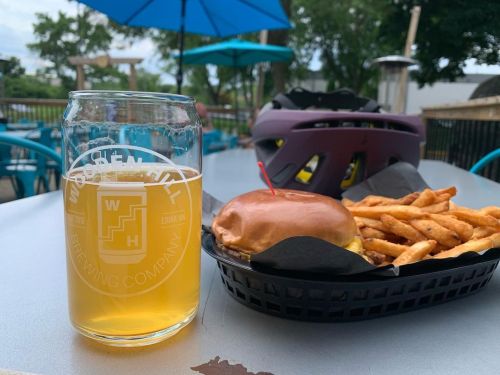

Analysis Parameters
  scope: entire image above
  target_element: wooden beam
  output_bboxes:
[129,64,137,91]
[394,6,421,113]
[76,64,85,90]
[422,96,500,120]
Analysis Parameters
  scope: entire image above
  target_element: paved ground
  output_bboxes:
[0,177,58,204]
[0,178,17,203]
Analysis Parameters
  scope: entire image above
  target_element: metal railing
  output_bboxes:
[206,106,251,135]
[0,98,67,127]
[0,98,251,135]
[422,96,500,182]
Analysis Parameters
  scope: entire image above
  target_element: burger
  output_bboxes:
[211,188,364,260]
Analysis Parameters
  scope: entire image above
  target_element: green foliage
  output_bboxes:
[2,57,26,78]
[28,9,119,91]
[5,75,65,98]
[292,0,393,96]
[382,0,500,86]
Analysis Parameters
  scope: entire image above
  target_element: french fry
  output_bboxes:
[390,192,420,206]
[491,233,500,248]
[411,189,437,207]
[354,217,387,232]
[471,226,497,240]
[434,193,452,203]
[353,195,395,207]
[428,213,473,242]
[362,238,409,257]
[447,209,498,227]
[341,198,355,207]
[432,243,449,255]
[420,200,449,214]
[380,214,426,243]
[410,219,461,248]
[360,227,386,240]
[365,250,389,265]
[434,186,457,198]
[348,205,425,220]
[433,238,493,259]
[393,240,437,266]
[480,206,500,219]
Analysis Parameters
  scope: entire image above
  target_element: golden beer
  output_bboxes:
[63,165,202,345]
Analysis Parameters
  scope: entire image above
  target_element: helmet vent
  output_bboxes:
[296,120,416,134]
[295,155,321,184]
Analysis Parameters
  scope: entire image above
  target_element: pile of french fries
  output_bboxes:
[342,187,500,267]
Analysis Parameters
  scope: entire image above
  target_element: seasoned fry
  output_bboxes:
[365,250,389,265]
[353,195,395,207]
[447,209,498,227]
[434,186,457,198]
[380,214,426,243]
[433,238,493,259]
[491,233,500,247]
[393,240,437,266]
[410,219,461,248]
[428,214,473,242]
[420,200,449,214]
[391,192,420,206]
[472,226,497,240]
[354,217,387,232]
[341,198,355,207]
[348,185,498,266]
[362,238,409,257]
[432,243,449,255]
[360,227,386,240]
[348,205,425,220]
[434,193,452,203]
[480,206,500,219]
[411,189,437,207]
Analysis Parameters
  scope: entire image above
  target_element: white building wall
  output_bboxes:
[405,81,478,114]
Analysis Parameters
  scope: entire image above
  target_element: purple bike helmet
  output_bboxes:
[252,109,425,198]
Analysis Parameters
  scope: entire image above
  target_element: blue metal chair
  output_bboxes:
[470,148,500,174]
[0,133,62,198]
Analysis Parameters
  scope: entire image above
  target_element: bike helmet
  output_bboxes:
[252,109,425,198]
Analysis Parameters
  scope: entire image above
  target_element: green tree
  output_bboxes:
[28,8,121,91]
[382,0,500,86]
[3,57,26,78]
[292,0,393,96]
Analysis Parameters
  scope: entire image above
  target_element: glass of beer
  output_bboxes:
[62,91,202,346]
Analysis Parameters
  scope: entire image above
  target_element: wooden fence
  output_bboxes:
[422,96,500,182]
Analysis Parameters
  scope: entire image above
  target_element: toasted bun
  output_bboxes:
[212,189,357,255]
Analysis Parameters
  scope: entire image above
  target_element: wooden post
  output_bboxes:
[129,63,137,91]
[254,30,269,122]
[394,6,421,113]
[76,64,85,90]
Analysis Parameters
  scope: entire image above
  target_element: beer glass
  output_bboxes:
[62,91,202,346]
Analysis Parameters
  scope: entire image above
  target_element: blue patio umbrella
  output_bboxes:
[177,38,293,110]
[180,38,294,66]
[76,0,291,94]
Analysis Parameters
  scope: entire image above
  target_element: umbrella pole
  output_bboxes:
[176,0,187,94]
[233,56,239,132]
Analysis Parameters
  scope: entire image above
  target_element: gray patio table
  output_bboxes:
[1,149,499,375]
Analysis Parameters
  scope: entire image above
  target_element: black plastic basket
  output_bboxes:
[203,240,499,322]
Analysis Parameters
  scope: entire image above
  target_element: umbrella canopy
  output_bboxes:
[76,0,291,93]
[178,39,294,66]
[177,38,293,114]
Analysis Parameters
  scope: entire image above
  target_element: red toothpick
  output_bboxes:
[257,161,276,196]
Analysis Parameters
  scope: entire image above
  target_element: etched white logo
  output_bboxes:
[64,144,198,297]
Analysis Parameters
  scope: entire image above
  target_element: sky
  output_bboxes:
[0,0,499,85]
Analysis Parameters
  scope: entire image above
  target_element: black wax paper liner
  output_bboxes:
[202,162,500,279]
